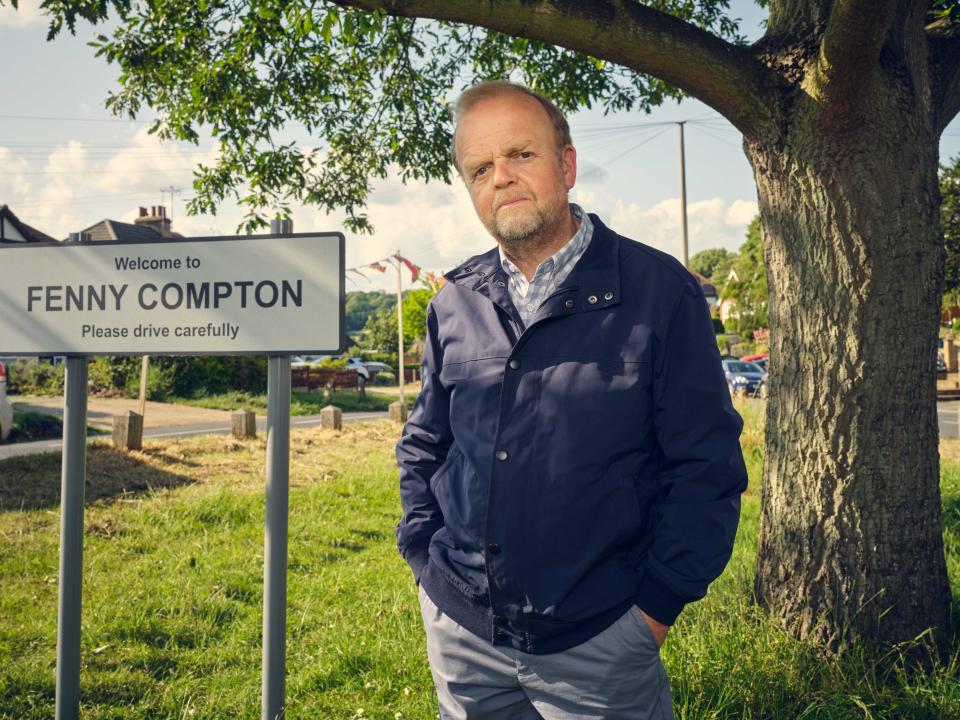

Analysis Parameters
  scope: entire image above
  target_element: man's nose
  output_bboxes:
[491,159,517,187]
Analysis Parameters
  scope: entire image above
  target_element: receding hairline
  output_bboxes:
[451,81,572,175]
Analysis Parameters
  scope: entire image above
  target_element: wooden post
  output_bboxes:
[232,408,257,439]
[112,411,143,451]
[138,356,149,417]
[946,338,957,373]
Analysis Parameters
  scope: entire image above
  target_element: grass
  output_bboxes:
[172,389,418,415]
[0,398,957,718]
[6,410,107,444]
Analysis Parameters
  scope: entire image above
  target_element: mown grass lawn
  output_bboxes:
[0,399,959,719]
[172,389,417,415]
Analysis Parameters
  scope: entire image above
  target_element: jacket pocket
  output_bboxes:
[429,443,461,495]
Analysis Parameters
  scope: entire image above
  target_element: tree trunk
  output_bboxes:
[747,89,952,658]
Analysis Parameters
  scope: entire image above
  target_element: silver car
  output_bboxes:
[0,361,12,442]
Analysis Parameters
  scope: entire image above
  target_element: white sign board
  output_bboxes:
[0,233,344,355]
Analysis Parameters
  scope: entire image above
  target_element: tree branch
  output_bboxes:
[808,0,899,108]
[329,0,784,138]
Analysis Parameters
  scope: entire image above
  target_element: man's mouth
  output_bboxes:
[496,197,528,210]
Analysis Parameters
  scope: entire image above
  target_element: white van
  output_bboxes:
[0,361,12,442]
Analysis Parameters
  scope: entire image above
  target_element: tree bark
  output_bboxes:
[746,71,952,656]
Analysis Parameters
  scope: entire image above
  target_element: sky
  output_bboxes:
[3,1,960,293]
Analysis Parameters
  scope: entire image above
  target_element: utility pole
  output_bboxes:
[161,185,182,219]
[395,249,405,404]
[677,121,689,269]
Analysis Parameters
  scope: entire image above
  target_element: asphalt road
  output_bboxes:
[0,410,388,461]
[940,402,960,439]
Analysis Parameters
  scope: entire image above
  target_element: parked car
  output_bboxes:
[0,360,13,442]
[292,354,371,379]
[721,359,767,398]
[740,353,768,372]
[363,361,393,374]
[938,351,948,374]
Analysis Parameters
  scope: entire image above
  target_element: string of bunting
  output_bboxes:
[345,253,444,290]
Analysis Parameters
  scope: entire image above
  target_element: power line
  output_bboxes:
[0,113,152,124]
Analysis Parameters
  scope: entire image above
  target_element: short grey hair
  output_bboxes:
[450,81,572,175]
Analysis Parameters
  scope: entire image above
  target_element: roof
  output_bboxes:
[0,205,57,243]
[79,219,165,243]
[688,268,717,298]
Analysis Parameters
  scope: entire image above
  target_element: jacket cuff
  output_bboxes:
[405,547,430,585]
[636,574,686,626]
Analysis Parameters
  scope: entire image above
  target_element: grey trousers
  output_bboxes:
[418,585,674,720]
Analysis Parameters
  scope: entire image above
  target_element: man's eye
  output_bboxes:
[474,167,488,178]
[519,151,533,159]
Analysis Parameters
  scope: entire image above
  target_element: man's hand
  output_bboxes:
[638,608,670,648]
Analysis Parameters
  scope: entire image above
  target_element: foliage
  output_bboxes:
[941,156,960,300]
[7,359,64,396]
[361,305,399,354]
[88,356,141,396]
[721,216,768,339]
[346,291,395,334]
[402,288,433,346]
[142,357,269,400]
[361,283,437,353]
[2,412,960,717]
[15,0,745,232]
[690,248,731,281]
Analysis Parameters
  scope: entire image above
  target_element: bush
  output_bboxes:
[146,357,269,399]
[7,359,64,396]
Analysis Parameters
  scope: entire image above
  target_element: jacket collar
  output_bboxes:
[444,213,622,324]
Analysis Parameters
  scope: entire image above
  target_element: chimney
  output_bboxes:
[134,205,173,237]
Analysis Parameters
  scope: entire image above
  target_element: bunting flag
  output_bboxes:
[395,254,421,283]
[345,253,429,284]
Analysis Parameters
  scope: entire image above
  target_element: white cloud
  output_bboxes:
[592,196,758,260]
[0,0,48,27]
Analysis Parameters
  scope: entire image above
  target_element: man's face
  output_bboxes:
[455,93,576,246]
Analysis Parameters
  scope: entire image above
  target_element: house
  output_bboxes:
[72,206,180,242]
[718,267,739,324]
[0,205,57,244]
[688,269,718,308]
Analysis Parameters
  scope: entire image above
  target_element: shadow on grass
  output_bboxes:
[0,444,196,511]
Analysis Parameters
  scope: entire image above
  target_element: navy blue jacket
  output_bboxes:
[396,215,748,654]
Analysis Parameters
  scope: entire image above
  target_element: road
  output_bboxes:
[0,410,388,461]
[940,401,960,439]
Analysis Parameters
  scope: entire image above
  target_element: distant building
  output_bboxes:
[688,269,718,308]
[0,205,57,244]
[718,267,739,324]
[73,206,181,243]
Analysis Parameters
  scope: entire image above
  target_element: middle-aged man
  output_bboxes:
[396,80,748,720]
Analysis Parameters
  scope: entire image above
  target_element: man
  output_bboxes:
[396,81,748,720]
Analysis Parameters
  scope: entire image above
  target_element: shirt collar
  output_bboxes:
[497,204,592,281]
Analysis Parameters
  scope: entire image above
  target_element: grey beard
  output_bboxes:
[494,210,546,244]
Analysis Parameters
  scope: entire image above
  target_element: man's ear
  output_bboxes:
[562,144,577,190]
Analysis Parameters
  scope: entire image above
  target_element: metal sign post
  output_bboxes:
[54,357,88,720]
[263,355,291,720]
[263,218,292,720]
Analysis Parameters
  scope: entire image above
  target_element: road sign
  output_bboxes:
[0,233,344,355]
